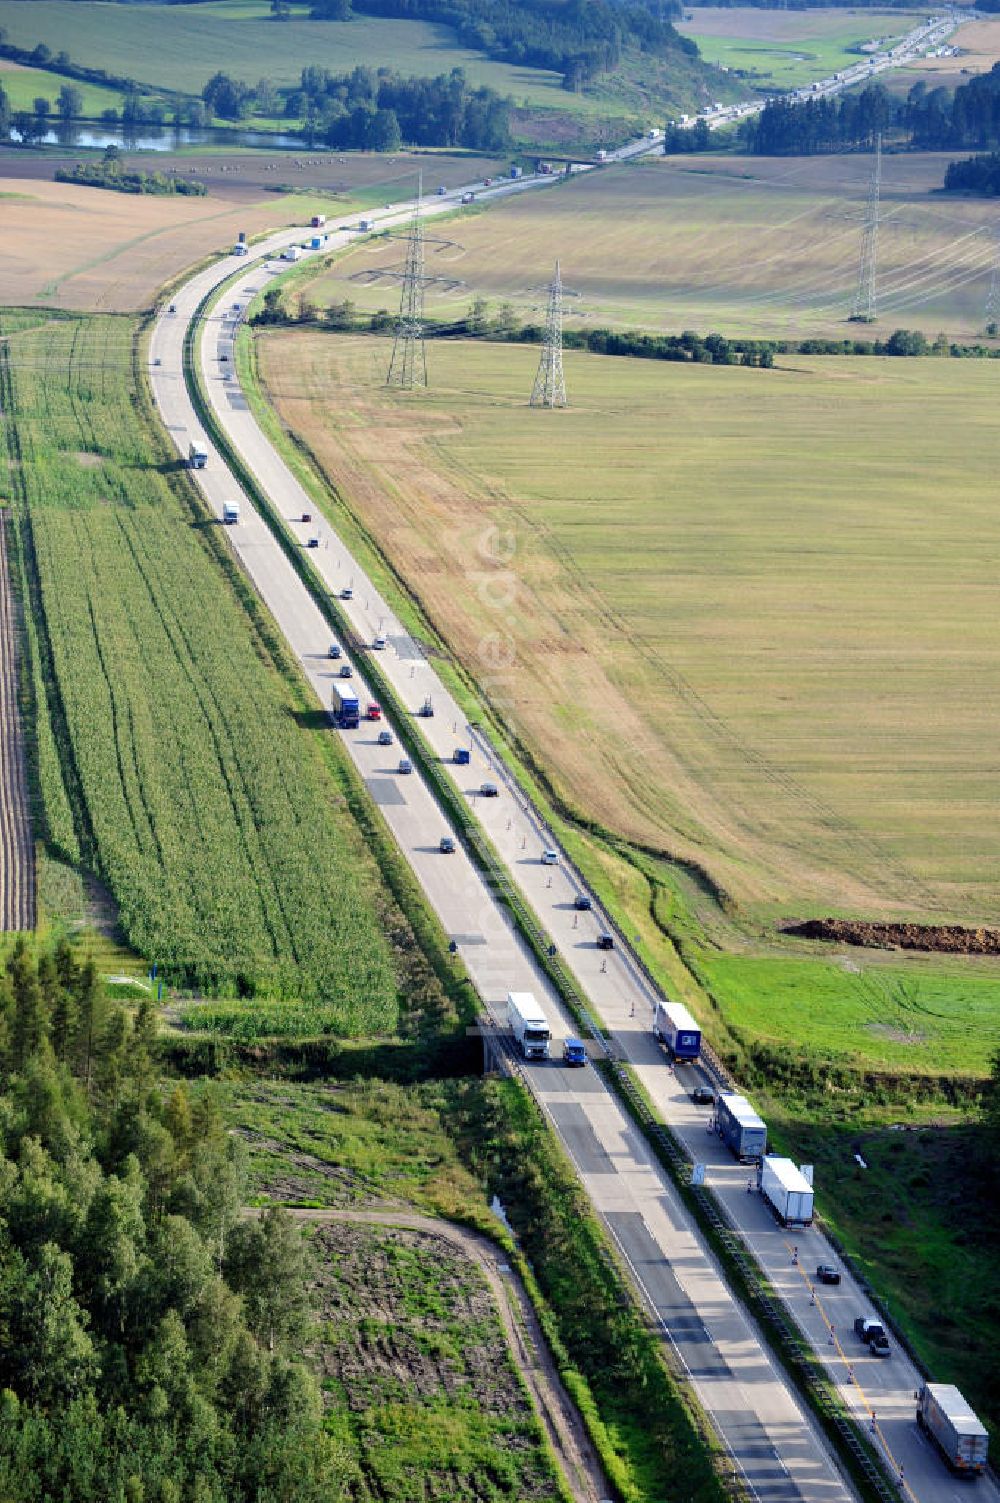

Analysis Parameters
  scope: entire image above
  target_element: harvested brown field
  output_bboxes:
[0,148,502,311]
[300,152,1000,343]
[0,512,34,931]
[257,332,1000,924]
[0,175,282,311]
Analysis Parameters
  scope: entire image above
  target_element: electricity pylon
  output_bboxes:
[985,225,1000,327]
[530,260,567,408]
[387,177,427,389]
[850,133,882,323]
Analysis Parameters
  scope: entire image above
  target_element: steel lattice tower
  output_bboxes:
[530,261,567,408]
[985,225,1000,326]
[851,133,882,323]
[387,177,427,389]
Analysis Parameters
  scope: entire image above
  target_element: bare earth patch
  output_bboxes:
[868,1024,928,1046]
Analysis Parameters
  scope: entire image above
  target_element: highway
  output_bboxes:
[660,11,975,140]
[149,197,859,1503]
[147,107,994,1502]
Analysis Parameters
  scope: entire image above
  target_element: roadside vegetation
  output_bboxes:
[225,1073,728,1503]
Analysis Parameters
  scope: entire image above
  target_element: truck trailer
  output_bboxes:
[311,213,327,228]
[758,1155,813,1227]
[653,1000,701,1062]
[506,991,550,1060]
[917,1385,989,1475]
[188,440,208,470]
[330,681,360,729]
[715,1093,767,1161]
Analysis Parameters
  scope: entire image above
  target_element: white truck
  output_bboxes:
[280,245,301,262]
[758,1156,813,1226]
[188,439,208,470]
[506,991,551,1060]
[917,1384,989,1475]
[222,501,240,525]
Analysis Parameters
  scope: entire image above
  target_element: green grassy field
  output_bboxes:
[258,330,1000,933]
[0,311,401,1018]
[697,952,1000,1077]
[0,0,577,113]
[299,152,1000,342]
[676,6,928,91]
[0,62,130,115]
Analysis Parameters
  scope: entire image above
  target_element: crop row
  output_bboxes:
[3,312,398,1021]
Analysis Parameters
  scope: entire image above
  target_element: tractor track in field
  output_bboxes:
[246,1204,611,1503]
[0,510,35,932]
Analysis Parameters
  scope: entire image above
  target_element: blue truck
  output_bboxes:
[715,1093,767,1162]
[653,1000,701,1062]
[330,681,360,729]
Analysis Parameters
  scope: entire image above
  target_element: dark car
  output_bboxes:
[480,781,499,797]
[573,894,592,911]
[377,729,393,746]
[691,1085,714,1106]
[439,836,456,854]
[338,664,353,679]
[596,933,614,951]
[815,1264,841,1286]
[562,1038,588,1067]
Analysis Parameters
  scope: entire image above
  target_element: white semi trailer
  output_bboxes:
[917,1384,989,1475]
[758,1156,814,1227]
[506,991,551,1060]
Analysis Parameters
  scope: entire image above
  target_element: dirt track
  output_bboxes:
[249,1205,610,1503]
[0,512,35,931]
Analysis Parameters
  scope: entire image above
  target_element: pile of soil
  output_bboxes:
[784,918,1000,955]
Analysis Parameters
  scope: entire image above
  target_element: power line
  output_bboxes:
[850,132,881,323]
[529,260,567,409]
[386,175,427,390]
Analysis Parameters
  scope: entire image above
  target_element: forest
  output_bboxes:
[0,939,332,1501]
[741,69,1000,157]
[311,0,693,87]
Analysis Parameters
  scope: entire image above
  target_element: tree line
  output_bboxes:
[0,939,334,1500]
[944,151,1000,195]
[257,286,1000,361]
[55,147,207,196]
[310,0,691,89]
[741,67,1000,157]
[202,64,510,149]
